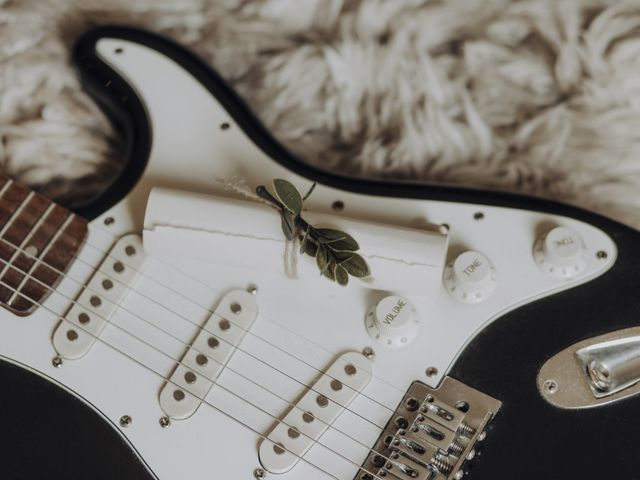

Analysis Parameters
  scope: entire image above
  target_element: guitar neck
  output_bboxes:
[0,174,88,316]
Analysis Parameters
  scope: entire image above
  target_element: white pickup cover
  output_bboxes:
[259,351,373,474]
[52,234,145,359]
[159,289,258,419]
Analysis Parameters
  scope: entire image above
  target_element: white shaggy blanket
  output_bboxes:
[1,0,640,228]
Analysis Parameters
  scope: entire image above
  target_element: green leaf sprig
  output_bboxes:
[256,179,371,286]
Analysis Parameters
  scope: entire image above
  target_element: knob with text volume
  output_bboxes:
[443,251,497,304]
[365,296,420,348]
[533,226,587,279]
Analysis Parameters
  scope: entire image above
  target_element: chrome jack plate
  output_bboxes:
[354,377,501,480]
[539,326,640,409]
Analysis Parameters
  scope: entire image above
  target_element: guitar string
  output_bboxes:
[91,220,409,399]
[0,239,423,476]
[0,180,409,402]
[0,236,402,452]
[0,185,424,468]
[0,232,396,428]
[0,203,422,470]
[0,196,409,409]
[0,275,397,480]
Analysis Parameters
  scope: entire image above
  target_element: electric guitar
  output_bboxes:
[2,27,640,480]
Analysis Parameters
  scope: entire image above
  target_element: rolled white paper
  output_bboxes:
[143,188,448,294]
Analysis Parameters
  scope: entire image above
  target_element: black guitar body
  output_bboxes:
[2,26,639,480]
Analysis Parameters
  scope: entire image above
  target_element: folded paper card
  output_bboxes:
[143,188,448,294]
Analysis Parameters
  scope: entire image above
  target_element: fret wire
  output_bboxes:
[0,200,54,290]
[0,190,34,241]
[6,210,73,306]
[0,179,13,199]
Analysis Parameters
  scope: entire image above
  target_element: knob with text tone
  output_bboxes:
[365,296,420,348]
[533,226,587,279]
[444,251,497,304]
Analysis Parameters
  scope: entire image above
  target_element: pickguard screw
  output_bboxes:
[473,212,484,220]
[362,347,375,360]
[119,415,132,428]
[52,356,63,368]
[254,468,266,479]
[425,367,438,378]
[247,284,258,295]
[159,416,171,428]
[597,250,608,259]
[103,216,115,226]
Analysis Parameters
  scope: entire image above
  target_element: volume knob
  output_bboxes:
[365,296,419,349]
[533,226,587,279]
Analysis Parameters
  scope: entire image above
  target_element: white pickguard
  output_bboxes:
[0,37,617,480]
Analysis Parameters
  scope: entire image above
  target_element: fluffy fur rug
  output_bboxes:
[1,0,640,227]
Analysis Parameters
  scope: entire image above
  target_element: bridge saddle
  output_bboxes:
[355,377,501,480]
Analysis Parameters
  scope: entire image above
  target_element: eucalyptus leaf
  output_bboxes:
[314,228,346,242]
[340,252,370,277]
[335,265,349,286]
[316,244,330,274]
[326,236,359,251]
[323,261,336,281]
[333,250,354,262]
[303,238,318,257]
[299,227,310,254]
[261,177,371,284]
[280,210,295,240]
[273,179,303,215]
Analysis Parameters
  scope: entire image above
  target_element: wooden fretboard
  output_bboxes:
[0,174,88,316]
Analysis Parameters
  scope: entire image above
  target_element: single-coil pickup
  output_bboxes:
[259,351,372,474]
[159,289,258,420]
[52,234,144,360]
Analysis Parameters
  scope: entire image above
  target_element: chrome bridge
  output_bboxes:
[355,377,501,480]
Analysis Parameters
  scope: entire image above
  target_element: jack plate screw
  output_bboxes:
[119,415,132,428]
[159,416,171,428]
[254,468,266,479]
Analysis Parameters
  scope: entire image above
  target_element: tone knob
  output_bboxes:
[533,226,587,279]
[444,251,497,304]
[365,296,419,348]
